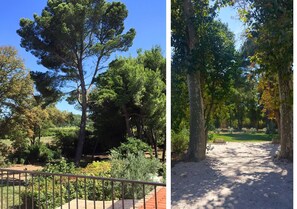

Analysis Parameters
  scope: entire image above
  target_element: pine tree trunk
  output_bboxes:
[75,64,88,165]
[122,105,132,137]
[186,71,206,161]
[75,101,87,166]
[278,68,293,160]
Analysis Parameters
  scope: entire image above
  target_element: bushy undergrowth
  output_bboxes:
[171,128,189,155]
[20,138,162,208]
[8,141,60,164]
[52,129,95,158]
[111,137,153,158]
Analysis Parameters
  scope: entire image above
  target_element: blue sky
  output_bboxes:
[217,6,245,50]
[0,0,166,114]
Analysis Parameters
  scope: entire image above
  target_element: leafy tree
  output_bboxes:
[17,0,136,164]
[172,0,235,161]
[258,73,280,132]
[0,46,34,138]
[240,0,293,159]
[90,48,165,159]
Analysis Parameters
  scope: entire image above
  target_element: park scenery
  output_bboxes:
[0,0,166,208]
[171,0,293,208]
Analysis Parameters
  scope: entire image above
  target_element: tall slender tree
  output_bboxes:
[17,0,136,164]
[240,0,293,159]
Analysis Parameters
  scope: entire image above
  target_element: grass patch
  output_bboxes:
[212,133,272,142]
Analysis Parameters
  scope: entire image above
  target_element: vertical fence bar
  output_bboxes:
[132,183,135,209]
[31,174,34,209]
[52,175,55,209]
[93,179,96,209]
[111,181,114,209]
[38,174,40,208]
[60,176,63,209]
[6,172,8,209]
[12,172,15,208]
[102,180,105,209]
[45,175,48,209]
[18,172,21,209]
[143,184,146,209]
[1,170,3,209]
[84,177,87,209]
[76,177,78,209]
[6,171,9,207]
[68,176,70,209]
[155,186,157,209]
[25,172,28,209]
[121,182,124,209]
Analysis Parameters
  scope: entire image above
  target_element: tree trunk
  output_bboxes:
[75,101,87,165]
[150,129,158,158]
[122,105,132,137]
[75,62,88,165]
[162,139,166,162]
[186,71,206,161]
[183,0,207,161]
[278,68,293,160]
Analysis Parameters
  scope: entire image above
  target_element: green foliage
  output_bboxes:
[80,161,111,177]
[0,46,34,140]
[171,128,189,155]
[90,48,165,153]
[111,137,152,158]
[52,130,78,159]
[52,129,96,158]
[208,133,214,141]
[110,151,162,198]
[25,143,58,163]
[0,141,10,157]
[9,141,60,164]
[17,0,136,164]
[42,158,76,174]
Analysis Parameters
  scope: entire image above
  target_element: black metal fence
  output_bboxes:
[0,168,166,209]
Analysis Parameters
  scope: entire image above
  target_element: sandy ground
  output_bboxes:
[171,142,293,209]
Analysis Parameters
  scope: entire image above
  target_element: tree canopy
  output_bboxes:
[17,0,136,164]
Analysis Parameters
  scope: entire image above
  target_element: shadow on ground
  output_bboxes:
[171,143,293,209]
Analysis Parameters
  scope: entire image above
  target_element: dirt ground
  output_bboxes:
[171,142,293,209]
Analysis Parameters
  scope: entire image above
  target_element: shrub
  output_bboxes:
[110,151,162,198]
[208,133,214,141]
[111,137,152,158]
[25,143,57,164]
[52,129,95,159]
[171,128,189,155]
[80,161,111,177]
[42,158,76,174]
[0,142,9,166]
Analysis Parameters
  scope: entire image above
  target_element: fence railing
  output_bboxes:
[0,168,166,209]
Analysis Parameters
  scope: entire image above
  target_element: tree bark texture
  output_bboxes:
[183,0,207,161]
[186,71,206,161]
[75,61,88,165]
[75,99,87,165]
[278,68,293,160]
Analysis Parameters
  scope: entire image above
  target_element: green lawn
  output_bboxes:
[212,133,272,142]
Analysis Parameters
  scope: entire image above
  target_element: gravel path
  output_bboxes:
[171,142,293,209]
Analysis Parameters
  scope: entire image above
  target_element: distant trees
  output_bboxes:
[0,46,34,139]
[17,0,136,165]
[90,47,166,159]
